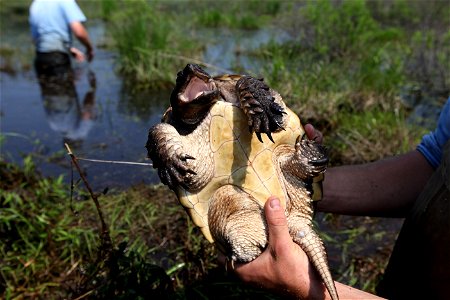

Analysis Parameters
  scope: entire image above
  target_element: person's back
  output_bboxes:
[29,0,87,54]
[30,0,96,145]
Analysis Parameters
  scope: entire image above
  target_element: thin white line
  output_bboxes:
[76,157,153,166]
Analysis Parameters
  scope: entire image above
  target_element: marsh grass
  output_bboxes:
[0,0,34,74]
[0,158,96,298]
[254,1,409,101]
[104,0,285,89]
[189,0,283,30]
[194,0,281,29]
[1,158,282,299]
[326,109,428,165]
[106,1,201,90]
[0,156,402,298]
[0,157,178,298]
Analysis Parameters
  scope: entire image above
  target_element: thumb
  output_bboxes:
[265,196,292,245]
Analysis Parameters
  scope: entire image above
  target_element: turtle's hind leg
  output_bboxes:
[208,185,267,263]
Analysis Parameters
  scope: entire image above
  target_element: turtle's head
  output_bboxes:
[170,64,220,125]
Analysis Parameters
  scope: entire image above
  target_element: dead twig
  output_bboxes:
[64,143,111,247]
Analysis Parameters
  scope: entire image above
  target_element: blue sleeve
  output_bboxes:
[61,0,87,23]
[417,98,450,169]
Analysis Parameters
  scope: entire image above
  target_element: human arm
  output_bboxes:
[70,21,94,62]
[318,150,433,217]
[234,196,385,299]
[305,123,434,217]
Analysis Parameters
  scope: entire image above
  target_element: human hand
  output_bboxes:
[86,48,94,62]
[70,47,85,62]
[232,196,328,299]
[304,124,323,144]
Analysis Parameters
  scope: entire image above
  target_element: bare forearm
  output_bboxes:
[70,22,93,51]
[317,150,434,217]
[334,282,385,299]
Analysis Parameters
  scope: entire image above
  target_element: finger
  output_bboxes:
[304,124,323,144]
[304,124,316,140]
[264,196,292,245]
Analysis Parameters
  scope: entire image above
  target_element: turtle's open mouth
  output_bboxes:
[180,76,216,103]
[171,64,220,125]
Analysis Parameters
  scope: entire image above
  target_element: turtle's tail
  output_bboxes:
[290,224,339,300]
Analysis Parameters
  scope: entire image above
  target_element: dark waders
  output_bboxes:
[377,141,450,300]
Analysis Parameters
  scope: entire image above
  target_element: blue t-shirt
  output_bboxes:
[417,98,450,169]
[29,0,86,53]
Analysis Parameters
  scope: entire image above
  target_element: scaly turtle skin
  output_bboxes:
[146,64,338,300]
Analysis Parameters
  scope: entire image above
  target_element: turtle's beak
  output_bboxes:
[178,76,216,104]
[172,65,219,125]
[177,88,219,125]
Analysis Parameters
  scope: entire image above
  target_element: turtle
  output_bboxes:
[146,64,338,300]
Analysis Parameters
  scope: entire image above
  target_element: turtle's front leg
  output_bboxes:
[284,134,328,180]
[146,123,196,190]
[236,76,285,143]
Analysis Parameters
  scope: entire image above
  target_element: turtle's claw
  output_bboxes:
[256,132,263,143]
[267,131,275,143]
[236,76,285,144]
[309,157,329,167]
[159,168,174,190]
[186,168,197,175]
[273,105,286,115]
[295,134,329,175]
[181,153,196,161]
[274,118,285,131]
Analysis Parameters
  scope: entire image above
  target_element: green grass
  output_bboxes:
[326,109,428,165]
[0,157,173,298]
[0,157,286,299]
[252,0,410,99]
[193,0,282,29]
[103,0,286,89]
[1,158,95,298]
[105,1,202,90]
[0,156,404,297]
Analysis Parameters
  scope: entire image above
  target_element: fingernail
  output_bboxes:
[270,197,280,209]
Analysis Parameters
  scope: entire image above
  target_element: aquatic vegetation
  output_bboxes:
[0,158,96,298]
[246,0,448,161]
[0,154,402,298]
[327,109,428,165]
[104,0,284,89]
[105,1,201,90]
[0,157,287,298]
[194,0,281,29]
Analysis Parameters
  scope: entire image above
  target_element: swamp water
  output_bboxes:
[1,20,288,189]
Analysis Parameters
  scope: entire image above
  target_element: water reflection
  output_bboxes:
[118,83,171,123]
[35,53,97,148]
